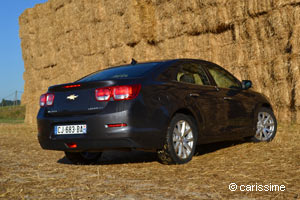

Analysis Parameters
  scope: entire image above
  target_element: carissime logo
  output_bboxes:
[229,183,286,192]
[67,94,78,100]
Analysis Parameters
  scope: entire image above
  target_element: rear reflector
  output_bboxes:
[66,143,77,148]
[40,93,55,107]
[95,84,141,102]
[106,123,127,128]
[63,84,81,88]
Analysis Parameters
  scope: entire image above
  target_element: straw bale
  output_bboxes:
[19,0,300,124]
[291,24,300,53]
[226,0,246,20]
[274,0,300,7]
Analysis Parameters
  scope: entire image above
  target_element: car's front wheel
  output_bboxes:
[157,114,198,164]
[251,107,277,142]
[65,152,102,165]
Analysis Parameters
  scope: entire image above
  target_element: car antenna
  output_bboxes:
[131,58,137,65]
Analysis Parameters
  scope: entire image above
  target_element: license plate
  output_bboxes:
[54,124,87,135]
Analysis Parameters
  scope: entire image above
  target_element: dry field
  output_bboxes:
[0,123,299,200]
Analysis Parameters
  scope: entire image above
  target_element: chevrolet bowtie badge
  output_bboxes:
[67,94,78,100]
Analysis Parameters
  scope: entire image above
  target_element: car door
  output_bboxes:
[204,62,255,136]
[175,61,229,138]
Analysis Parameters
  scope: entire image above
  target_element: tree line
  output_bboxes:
[0,99,21,107]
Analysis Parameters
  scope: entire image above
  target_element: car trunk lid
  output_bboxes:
[46,81,111,116]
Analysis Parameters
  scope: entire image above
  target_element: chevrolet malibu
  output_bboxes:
[37,59,277,164]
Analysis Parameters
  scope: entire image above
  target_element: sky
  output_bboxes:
[0,0,48,101]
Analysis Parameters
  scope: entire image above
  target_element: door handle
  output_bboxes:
[190,93,200,97]
[224,97,232,100]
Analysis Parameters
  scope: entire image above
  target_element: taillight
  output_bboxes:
[40,93,55,107]
[95,88,111,101]
[113,85,140,100]
[46,93,55,106]
[40,94,46,107]
[95,84,141,102]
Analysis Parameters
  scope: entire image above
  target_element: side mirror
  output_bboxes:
[242,80,252,90]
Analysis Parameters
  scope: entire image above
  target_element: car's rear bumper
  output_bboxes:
[38,133,155,151]
[37,110,165,152]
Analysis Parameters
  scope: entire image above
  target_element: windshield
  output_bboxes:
[77,62,161,82]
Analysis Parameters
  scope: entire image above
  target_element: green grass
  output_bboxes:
[0,105,25,123]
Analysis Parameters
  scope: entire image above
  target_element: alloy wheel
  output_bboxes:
[255,112,275,141]
[172,120,194,159]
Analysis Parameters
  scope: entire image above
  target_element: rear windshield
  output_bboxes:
[77,62,160,82]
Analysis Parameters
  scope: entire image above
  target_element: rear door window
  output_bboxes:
[177,62,211,86]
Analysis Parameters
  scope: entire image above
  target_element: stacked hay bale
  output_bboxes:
[19,0,300,124]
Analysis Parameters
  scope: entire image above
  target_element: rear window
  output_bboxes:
[77,63,160,82]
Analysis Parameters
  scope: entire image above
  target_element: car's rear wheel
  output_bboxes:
[65,151,102,165]
[157,114,198,164]
[251,107,277,142]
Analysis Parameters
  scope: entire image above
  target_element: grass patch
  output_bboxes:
[0,119,24,123]
[0,105,25,123]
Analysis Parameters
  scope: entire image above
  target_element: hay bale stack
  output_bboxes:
[19,0,300,124]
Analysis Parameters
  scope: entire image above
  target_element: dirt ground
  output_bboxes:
[0,123,299,200]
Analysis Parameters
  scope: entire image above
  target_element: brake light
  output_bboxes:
[113,85,140,100]
[40,93,55,107]
[40,94,46,107]
[63,84,81,88]
[95,88,111,101]
[95,84,141,102]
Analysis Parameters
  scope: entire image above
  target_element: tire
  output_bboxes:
[65,151,102,165]
[250,107,277,142]
[157,114,198,164]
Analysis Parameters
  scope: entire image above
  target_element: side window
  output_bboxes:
[177,62,210,86]
[207,65,241,89]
